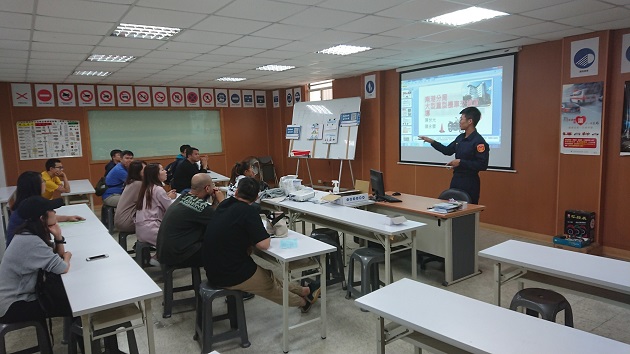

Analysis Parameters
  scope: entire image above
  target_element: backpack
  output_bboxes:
[165,159,181,185]
[94,176,107,196]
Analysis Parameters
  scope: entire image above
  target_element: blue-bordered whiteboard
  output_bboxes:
[288,97,361,160]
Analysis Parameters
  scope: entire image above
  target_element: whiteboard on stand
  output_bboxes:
[288,97,361,160]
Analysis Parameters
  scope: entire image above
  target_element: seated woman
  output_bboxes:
[226,160,257,198]
[134,163,176,264]
[114,160,146,233]
[5,171,84,248]
[0,196,72,335]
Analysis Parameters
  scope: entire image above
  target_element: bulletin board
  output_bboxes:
[288,97,361,160]
[17,119,82,160]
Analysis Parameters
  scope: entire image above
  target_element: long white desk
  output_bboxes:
[262,198,426,285]
[479,240,630,308]
[356,278,630,354]
[207,170,229,185]
[61,179,96,211]
[58,204,162,354]
[255,230,335,353]
[0,186,16,235]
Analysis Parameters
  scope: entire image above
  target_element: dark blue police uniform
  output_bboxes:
[430,130,489,204]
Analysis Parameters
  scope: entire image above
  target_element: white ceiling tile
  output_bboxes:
[158,41,219,54]
[0,57,27,64]
[335,16,412,34]
[531,28,593,40]
[28,58,81,66]
[280,7,364,28]
[181,60,225,68]
[0,12,32,30]
[192,16,271,35]
[0,40,30,51]
[0,0,34,14]
[194,53,243,62]
[481,0,574,14]
[380,22,446,39]
[383,39,439,51]
[376,0,467,21]
[556,7,630,27]
[254,24,323,40]
[30,51,87,60]
[521,0,615,21]
[216,0,307,22]
[505,22,572,37]
[122,62,172,70]
[92,46,151,57]
[31,42,94,54]
[606,0,630,4]
[585,18,630,31]
[37,0,129,22]
[317,0,407,14]
[135,0,232,14]
[132,57,184,65]
[254,50,304,59]
[32,31,101,45]
[121,6,208,28]
[299,30,369,45]
[464,15,544,32]
[349,35,405,48]
[228,36,291,49]
[218,62,255,70]
[0,28,31,41]
[35,16,114,36]
[419,28,489,43]
[144,51,198,60]
[275,40,322,52]
[173,30,242,45]
[209,46,265,56]
[99,36,167,50]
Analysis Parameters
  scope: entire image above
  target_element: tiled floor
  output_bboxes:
[4,225,630,353]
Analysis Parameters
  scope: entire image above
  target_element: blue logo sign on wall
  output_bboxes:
[287,93,293,104]
[217,92,227,103]
[256,95,265,104]
[273,96,279,103]
[244,95,253,103]
[366,81,375,94]
[626,46,630,62]
[295,92,301,102]
[231,93,240,104]
[573,48,596,69]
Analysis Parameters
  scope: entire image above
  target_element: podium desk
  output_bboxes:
[356,278,630,354]
[58,204,162,354]
[479,240,630,309]
[368,193,485,286]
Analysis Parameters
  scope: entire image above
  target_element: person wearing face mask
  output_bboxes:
[156,173,224,268]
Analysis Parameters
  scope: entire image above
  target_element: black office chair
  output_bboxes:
[420,188,472,270]
[257,156,278,187]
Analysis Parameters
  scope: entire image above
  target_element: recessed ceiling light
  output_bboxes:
[317,45,372,56]
[73,71,111,77]
[87,54,136,63]
[256,65,295,72]
[216,77,247,82]
[111,23,181,40]
[424,7,509,26]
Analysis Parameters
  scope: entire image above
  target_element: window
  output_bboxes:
[309,79,333,101]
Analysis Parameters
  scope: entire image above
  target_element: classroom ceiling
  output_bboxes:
[1,0,629,89]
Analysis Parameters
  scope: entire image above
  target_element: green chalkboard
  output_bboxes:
[88,110,222,160]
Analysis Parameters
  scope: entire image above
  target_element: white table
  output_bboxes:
[58,204,162,354]
[356,278,630,354]
[256,230,335,353]
[479,240,630,308]
[0,186,16,234]
[61,179,96,211]
[263,199,426,285]
[207,170,229,185]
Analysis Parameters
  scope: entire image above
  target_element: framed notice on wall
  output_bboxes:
[17,119,82,160]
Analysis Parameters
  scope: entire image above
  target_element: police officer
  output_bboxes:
[419,107,489,204]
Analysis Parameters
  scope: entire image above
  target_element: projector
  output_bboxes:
[289,188,315,202]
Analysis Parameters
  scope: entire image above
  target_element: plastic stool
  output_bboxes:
[309,228,346,289]
[509,288,574,327]
[118,231,135,254]
[346,248,392,301]
[0,321,52,354]
[134,241,154,268]
[68,319,139,354]
[161,264,201,318]
[193,283,250,353]
[100,205,115,234]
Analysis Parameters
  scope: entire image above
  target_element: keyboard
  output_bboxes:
[379,194,402,203]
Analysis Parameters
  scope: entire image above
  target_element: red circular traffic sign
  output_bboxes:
[80,90,93,102]
[137,91,149,103]
[172,92,183,103]
[59,89,73,102]
[202,92,213,103]
[37,89,52,102]
[118,90,131,102]
[154,92,166,103]
[100,90,113,102]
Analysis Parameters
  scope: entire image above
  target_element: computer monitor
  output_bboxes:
[370,169,386,197]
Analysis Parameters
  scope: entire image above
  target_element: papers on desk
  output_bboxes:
[280,238,298,249]
[430,202,462,213]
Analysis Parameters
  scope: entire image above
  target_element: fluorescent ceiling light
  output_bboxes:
[87,54,136,63]
[111,23,181,40]
[73,70,111,77]
[317,45,372,56]
[256,65,295,72]
[424,7,509,26]
[216,77,246,82]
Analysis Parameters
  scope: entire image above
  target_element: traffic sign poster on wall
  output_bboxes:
[56,84,76,107]
[153,87,168,107]
[185,88,200,107]
[200,88,214,107]
[16,119,82,160]
[11,83,33,107]
[117,86,134,107]
[135,86,152,107]
[77,85,95,107]
[35,84,55,107]
[97,85,115,107]
[170,87,185,107]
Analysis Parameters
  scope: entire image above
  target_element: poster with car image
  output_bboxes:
[621,81,630,156]
[560,82,603,155]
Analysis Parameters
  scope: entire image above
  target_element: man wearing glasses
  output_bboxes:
[41,159,70,199]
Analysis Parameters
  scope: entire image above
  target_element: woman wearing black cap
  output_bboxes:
[0,196,72,331]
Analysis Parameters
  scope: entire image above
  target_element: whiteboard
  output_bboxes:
[288,97,361,160]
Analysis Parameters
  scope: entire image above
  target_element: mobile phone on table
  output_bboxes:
[86,254,109,261]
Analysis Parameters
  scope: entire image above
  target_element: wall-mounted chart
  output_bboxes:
[17,119,82,160]
[288,97,361,160]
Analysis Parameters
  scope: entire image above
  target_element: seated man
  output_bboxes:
[156,173,224,268]
[102,150,134,207]
[41,159,70,199]
[203,177,320,313]
[104,149,122,176]
[171,146,208,193]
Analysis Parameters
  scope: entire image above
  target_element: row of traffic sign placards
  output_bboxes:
[10,83,270,108]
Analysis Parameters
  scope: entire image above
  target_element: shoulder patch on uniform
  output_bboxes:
[477,144,485,153]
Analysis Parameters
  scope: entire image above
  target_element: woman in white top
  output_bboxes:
[226,160,257,198]
[134,163,176,247]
